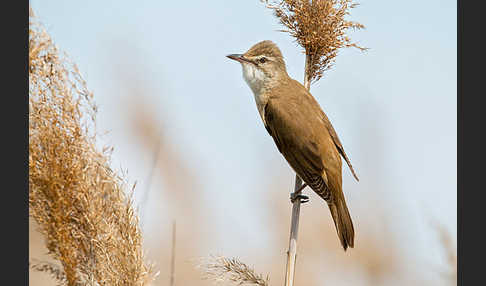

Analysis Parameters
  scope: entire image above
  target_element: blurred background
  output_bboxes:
[29,0,456,285]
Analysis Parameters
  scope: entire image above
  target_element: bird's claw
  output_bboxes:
[290,192,309,203]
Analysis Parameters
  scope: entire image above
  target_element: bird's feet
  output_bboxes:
[290,192,309,203]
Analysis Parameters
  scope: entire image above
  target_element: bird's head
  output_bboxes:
[227,40,288,94]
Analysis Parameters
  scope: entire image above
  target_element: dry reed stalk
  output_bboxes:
[29,9,155,285]
[126,95,211,285]
[127,96,203,217]
[284,176,303,286]
[198,256,270,286]
[284,52,313,286]
[170,221,177,286]
[434,222,457,285]
[259,1,366,285]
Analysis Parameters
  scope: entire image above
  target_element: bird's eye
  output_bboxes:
[259,57,267,64]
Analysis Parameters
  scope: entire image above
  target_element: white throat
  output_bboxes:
[241,63,268,122]
[242,63,266,95]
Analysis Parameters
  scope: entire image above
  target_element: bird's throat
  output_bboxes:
[242,63,266,95]
[241,63,269,123]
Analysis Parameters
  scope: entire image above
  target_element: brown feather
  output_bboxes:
[263,77,355,250]
[320,111,359,181]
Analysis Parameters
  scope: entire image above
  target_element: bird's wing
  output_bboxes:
[264,99,330,195]
[319,111,359,182]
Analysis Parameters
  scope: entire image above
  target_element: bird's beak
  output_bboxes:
[226,54,252,64]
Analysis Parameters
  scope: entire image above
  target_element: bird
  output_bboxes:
[227,40,359,250]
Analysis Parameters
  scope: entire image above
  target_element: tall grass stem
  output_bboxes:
[284,53,311,286]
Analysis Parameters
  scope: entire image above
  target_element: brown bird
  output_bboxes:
[227,40,359,250]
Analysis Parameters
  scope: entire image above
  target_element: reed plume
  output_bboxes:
[29,9,155,285]
[261,0,367,84]
[198,256,269,286]
[30,259,68,285]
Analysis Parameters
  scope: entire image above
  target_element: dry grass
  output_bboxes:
[30,259,68,285]
[29,9,155,285]
[261,0,367,83]
[198,256,270,286]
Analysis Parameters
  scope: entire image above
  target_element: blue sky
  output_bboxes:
[31,0,456,284]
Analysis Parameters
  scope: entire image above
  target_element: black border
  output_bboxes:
[3,0,29,284]
[459,0,484,284]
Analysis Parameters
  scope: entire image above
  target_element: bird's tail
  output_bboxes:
[327,196,355,251]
